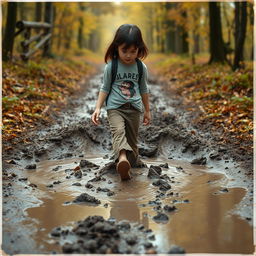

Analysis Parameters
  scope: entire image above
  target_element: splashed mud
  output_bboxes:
[2,71,253,254]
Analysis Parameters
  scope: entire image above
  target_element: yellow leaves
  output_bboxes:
[148,53,253,152]
[3,53,95,143]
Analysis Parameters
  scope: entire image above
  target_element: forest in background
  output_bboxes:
[2,1,254,153]
[2,1,254,65]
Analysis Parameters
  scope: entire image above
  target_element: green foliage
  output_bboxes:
[231,96,253,108]
[2,96,19,110]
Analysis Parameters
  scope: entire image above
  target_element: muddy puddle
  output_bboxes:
[14,154,253,254]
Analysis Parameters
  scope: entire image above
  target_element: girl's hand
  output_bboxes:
[91,108,101,125]
[143,110,151,126]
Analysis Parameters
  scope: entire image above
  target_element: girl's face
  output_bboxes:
[118,44,139,65]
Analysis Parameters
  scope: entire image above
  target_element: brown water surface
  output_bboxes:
[24,155,253,254]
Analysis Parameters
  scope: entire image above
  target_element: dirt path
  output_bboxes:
[2,68,253,254]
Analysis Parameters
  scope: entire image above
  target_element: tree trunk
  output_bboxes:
[208,2,227,64]
[181,10,189,54]
[35,2,42,22]
[77,3,85,49]
[2,2,17,61]
[43,2,53,57]
[233,2,247,70]
[249,3,254,60]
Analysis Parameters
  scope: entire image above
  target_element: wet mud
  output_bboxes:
[2,69,253,254]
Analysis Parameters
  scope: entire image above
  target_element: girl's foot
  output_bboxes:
[117,159,131,180]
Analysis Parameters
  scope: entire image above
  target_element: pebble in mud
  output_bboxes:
[159,163,169,168]
[152,179,171,191]
[153,212,169,223]
[73,193,101,205]
[52,215,159,254]
[74,170,82,179]
[168,244,186,254]
[147,165,162,179]
[72,182,82,186]
[79,159,100,169]
[191,157,207,165]
[25,164,37,169]
[163,205,177,212]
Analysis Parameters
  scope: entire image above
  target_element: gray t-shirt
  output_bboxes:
[100,59,149,112]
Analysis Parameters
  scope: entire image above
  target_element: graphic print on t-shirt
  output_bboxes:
[119,80,136,99]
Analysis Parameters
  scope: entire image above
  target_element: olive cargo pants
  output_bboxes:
[107,106,141,167]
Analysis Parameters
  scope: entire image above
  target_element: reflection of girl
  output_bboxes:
[120,81,135,99]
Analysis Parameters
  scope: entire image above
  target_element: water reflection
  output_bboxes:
[22,157,253,254]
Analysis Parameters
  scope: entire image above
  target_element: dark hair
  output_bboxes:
[104,24,148,63]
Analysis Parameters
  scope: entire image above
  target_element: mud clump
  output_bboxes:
[191,157,207,165]
[51,215,158,254]
[25,164,37,169]
[147,165,162,179]
[80,159,100,169]
[168,244,186,254]
[153,212,169,223]
[152,179,171,191]
[73,193,101,205]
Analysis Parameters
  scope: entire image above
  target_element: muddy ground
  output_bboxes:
[2,66,253,254]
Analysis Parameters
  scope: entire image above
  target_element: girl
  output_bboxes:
[91,24,151,181]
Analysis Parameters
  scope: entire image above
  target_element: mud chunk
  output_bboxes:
[80,159,100,169]
[53,180,61,185]
[159,163,169,168]
[152,179,171,191]
[147,165,162,178]
[164,205,177,212]
[51,227,62,237]
[18,177,28,181]
[97,187,110,192]
[52,166,62,172]
[191,157,207,165]
[85,183,94,189]
[72,182,82,186]
[62,243,78,253]
[74,170,82,179]
[73,193,101,205]
[34,148,47,156]
[144,242,153,249]
[125,234,137,245]
[25,164,37,169]
[209,152,220,159]
[88,176,102,182]
[107,191,115,196]
[160,174,171,181]
[168,245,186,254]
[49,136,62,142]
[118,220,131,230]
[58,152,73,159]
[153,212,169,223]
[139,145,158,157]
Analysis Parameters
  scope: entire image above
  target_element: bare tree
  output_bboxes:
[2,2,17,61]
[208,2,227,64]
[233,2,247,70]
[43,2,53,57]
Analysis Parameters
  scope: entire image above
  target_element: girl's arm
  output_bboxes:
[91,91,108,125]
[141,93,151,126]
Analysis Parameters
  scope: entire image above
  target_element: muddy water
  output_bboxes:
[22,155,253,254]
